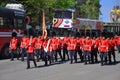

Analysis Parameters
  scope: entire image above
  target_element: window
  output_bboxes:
[54,11,72,19]
[4,18,14,28]
[0,16,14,28]
[16,19,24,28]
[0,17,3,26]
[0,8,25,29]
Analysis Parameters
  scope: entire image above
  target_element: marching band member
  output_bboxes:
[117,36,120,53]
[56,37,63,61]
[63,36,70,61]
[20,35,28,61]
[108,37,116,63]
[9,36,18,61]
[68,36,76,64]
[26,35,37,69]
[98,37,108,66]
[91,37,99,63]
[51,36,57,62]
[82,36,92,64]
[34,35,43,62]
[75,37,83,62]
[43,37,52,66]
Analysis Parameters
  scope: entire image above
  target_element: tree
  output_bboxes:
[0,0,6,7]
[76,0,101,19]
[53,0,77,9]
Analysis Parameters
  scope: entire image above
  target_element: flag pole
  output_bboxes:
[42,10,47,39]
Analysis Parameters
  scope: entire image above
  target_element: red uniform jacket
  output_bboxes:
[95,38,100,48]
[35,38,43,49]
[51,38,57,50]
[69,38,76,50]
[83,39,92,51]
[109,39,116,51]
[114,35,118,44]
[57,38,62,50]
[117,37,120,45]
[99,39,108,53]
[43,39,51,52]
[20,37,28,48]
[91,39,99,51]
[63,37,69,49]
[76,38,81,50]
[26,38,35,53]
[81,37,85,48]
[9,38,18,50]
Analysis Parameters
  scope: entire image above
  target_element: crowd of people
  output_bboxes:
[9,34,120,69]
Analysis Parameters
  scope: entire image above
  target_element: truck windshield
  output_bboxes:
[54,11,72,19]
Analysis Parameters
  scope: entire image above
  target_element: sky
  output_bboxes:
[99,0,120,22]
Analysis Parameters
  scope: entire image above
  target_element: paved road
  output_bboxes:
[0,51,120,80]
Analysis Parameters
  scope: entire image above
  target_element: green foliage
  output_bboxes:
[76,0,101,19]
[0,0,6,7]
[53,0,77,9]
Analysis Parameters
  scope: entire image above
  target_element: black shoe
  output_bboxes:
[10,59,14,61]
[44,63,48,66]
[26,67,30,69]
[37,60,39,62]
[21,60,24,62]
[114,60,116,63]
[109,61,112,64]
[62,59,65,61]
[49,61,51,65]
[35,64,37,67]
[81,60,84,62]
[55,60,57,62]
[74,61,77,63]
[68,58,70,61]
[60,59,63,62]
[70,61,73,64]
[101,63,104,66]
[84,62,87,65]
[95,60,98,63]
[101,64,103,66]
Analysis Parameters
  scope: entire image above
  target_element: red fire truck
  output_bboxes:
[0,7,26,59]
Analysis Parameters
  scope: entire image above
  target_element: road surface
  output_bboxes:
[0,51,120,80]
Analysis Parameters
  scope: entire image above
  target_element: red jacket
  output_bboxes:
[91,38,99,51]
[99,39,108,53]
[76,38,81,50]
[63,37,69,49]
[114,35,118,43]
[109,39,116,51]
[81,37,85,48]
[35,38,43,49]
[51,38,57,50]
[69,38,76,50]
[117,37,120,45]
[9,38,18,50]
[83,39,92,51]
[20,37,28,48]
[26,38,35,53]
[57,38,62,49]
